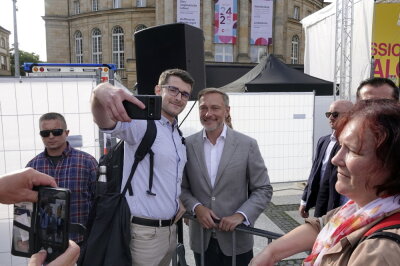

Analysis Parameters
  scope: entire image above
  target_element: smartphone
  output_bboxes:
[11,187,71,263]
[123,95,161,120]
[35,187,70,263]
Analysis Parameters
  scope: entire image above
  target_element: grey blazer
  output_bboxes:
[180,127,273,256]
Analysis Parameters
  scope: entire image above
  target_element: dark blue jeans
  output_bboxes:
[194,238,253,266]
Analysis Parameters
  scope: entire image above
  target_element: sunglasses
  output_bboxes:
[325,112,340,119]
[40,129,65,138]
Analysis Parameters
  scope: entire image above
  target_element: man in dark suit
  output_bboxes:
[316,79,400,216]
[181,88,272,266]
[299,100,353,218]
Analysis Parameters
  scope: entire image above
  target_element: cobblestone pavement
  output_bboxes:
[264,202,305,266]
[180,182,308,266]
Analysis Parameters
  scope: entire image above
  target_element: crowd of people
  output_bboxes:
[1,74,399,266]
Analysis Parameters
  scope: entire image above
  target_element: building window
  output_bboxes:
[113,0,121,8]
[74,0,80,14]
[75,31,83,63]
[291,35,299,64]
[92,28,102,64]
[215,44,233,62]
[136,0,146,7]
[0,38,5,48]
[134,24,147,33]
[0,55,6,70]
[92,0,98,11]
[250,46,267,63]
[293,6,300,20]
[112,26,124,69]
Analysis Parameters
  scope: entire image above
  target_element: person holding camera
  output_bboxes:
[91,68,194,266]
[26,112,98,244]
[0,168,80,266]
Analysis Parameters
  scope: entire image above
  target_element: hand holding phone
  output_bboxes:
[12,187,71,263]
[35,187,70,263]
[123,95,161,120]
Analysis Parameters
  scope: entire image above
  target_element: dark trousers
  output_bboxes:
[194,238,253,266]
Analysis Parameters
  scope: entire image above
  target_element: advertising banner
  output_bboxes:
[214,0,238,44]
[372,3,400,85]
[177,0,200,28]
[250,0,273,45]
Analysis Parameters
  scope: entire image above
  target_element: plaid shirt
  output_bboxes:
[26,142,98,242]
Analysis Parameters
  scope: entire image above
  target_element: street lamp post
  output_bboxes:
[12,0,20,77]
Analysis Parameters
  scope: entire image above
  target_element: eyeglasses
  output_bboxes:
[40,129,65,138]
[161,85,190,100]
[325,112,340,119]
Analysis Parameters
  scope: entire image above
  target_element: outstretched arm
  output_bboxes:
[91,82,145,129]
[249,223,318,266]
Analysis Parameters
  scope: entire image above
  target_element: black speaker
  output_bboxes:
[134,23,205,100]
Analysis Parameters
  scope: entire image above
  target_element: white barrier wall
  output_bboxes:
[0,77,100,265]
[179,92,315,183]
[0,79,316,264]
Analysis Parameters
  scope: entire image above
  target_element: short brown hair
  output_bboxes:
[356,77,399,101]
[158,69,195,89]
[39,112,67,129]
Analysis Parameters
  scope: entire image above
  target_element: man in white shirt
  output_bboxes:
[181,88,272,266]
[91,68,194,266]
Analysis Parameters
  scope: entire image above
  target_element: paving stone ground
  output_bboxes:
[180,182,309,266]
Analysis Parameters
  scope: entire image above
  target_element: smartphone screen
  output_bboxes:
[36,187,70,262]
[11,202,34,257]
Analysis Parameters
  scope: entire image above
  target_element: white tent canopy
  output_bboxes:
[301,0,375,101]
[218,56,268,92]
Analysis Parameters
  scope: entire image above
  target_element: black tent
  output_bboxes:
[245,54,333,96]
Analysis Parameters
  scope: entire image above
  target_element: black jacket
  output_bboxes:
[301,134,340,217]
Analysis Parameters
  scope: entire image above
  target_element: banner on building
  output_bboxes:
[214,0,238,44]
[177,0,200,28]
[372,3,400,85]
[250,0,273,45]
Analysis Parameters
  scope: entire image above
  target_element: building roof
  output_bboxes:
[0,25,11,35]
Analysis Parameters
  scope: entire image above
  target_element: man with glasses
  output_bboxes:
[26,112,98,244]
[299,100,353,218]
[91,68,194,266]
[356,77,399,101]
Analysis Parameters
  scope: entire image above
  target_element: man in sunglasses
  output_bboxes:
[26,112,98,245]
[91,68,194,266]
[299,100,353,218]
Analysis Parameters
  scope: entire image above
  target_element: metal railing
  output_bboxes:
[173,213,283,266]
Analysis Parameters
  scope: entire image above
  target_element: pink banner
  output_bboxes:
[214,0,237,44]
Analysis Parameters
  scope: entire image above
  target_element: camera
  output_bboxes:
[12,187,70,263]
[123,95,162,120]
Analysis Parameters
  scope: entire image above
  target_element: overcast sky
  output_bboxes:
[0,0,47,61]
[0,0,335,63]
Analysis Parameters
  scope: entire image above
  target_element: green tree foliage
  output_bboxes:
[10,50,42,76]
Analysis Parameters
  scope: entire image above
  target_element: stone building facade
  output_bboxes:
[43,0,325,88]
[0,26,11,76]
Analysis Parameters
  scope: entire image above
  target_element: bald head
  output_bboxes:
[326,100,353,129]
[356,77,399,101]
